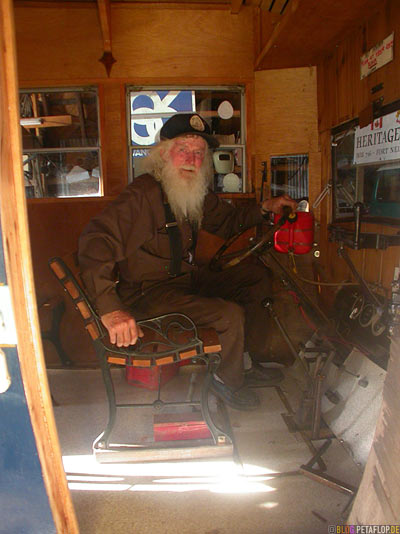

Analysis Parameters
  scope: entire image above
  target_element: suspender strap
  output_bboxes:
[190,223,198,260]
[163,200,183,276]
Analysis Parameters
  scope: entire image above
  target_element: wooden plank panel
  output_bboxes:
[0,1,79,531]
[97,0,112,52]
[255,67,319,155]
[254,67,320,200]
[336,38,355,125]
[259,7,278,53]
[319,0,400,133]
[101,82,128,196]
[317,54,339,132]
[28,198,110,364]
[349,336,400,524]
[230,0,242,14]
[317,129,332,271]
[256,0,382,70]
[352,25,370,118]
[316,0,400,304]
[365,2,400,108]
[15,6,105,82]
[255,0,300,70]
[112,6,254,79]
[15,5,254,81]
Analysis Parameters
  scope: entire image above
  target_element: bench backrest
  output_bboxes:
[48,256,221,368]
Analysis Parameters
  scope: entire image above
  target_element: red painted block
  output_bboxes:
[153,412,212,441]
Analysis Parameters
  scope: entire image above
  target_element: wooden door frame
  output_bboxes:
[0,1,78,532]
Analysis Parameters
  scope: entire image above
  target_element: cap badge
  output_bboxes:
[190,115,205,132]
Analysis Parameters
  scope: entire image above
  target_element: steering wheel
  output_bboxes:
[209,207,297,271]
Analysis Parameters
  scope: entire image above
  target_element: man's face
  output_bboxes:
[167,135,207,180]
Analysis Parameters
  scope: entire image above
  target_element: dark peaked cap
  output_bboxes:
[159,113,219,148]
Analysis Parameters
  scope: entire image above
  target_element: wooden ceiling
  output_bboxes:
[15,0,382,71]
[255,0,382,70]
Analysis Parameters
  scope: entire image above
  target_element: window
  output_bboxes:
[127,86,246,192]
[332,111,400,224]
[331,126,358,220]
[270,154,309,200]
[20,87,101,198]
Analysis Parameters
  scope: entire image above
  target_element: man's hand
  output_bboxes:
[261,194,298,215]
[100,309,144,347]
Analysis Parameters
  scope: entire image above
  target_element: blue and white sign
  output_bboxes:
[130,90,195,146]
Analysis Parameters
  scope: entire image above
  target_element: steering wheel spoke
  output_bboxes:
[209,207,296,271]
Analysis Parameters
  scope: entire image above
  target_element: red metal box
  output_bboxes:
[273,211,314,254]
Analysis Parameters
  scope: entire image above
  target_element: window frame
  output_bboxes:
[270,153,309,200]
[331,98,400,226]
[331,116,400,226]
[126,85,247,191]
[19,85,103,199]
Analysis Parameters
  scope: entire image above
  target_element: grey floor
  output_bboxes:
[49,364,363,534]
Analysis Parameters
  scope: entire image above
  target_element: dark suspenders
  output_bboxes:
[160,187,198,277]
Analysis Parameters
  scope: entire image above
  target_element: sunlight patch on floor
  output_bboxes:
[63,454,279,494]
[129,481,276,494]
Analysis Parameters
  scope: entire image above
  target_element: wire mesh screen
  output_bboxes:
[270,154,309,200]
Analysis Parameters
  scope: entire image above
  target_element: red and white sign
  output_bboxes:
[354,110,400,164]
[360,32,394,79]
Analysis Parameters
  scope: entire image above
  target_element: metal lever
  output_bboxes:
[337,244,382,308]
[312,181,331,209]
[353,202,363,249]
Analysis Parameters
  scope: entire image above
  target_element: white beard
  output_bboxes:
[144,141,213,228]
[157,160,208,227]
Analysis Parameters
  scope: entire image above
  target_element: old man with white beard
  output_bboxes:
[78,113,297,410]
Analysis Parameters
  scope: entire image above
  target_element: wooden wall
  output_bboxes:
[15,4,255,82]
[14,3,256,364]
[15,3,256,197]
[0,1,78,529]
[13,3,321,365]
[317,0,400,298]
[254,67,321,210]
[349,335,400,524]
[316,0,400,523]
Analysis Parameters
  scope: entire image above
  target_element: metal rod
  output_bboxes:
[260,252,331,325]
[264,300,312,383]
[353,202,362,249]
[304,438,332,469]
[311,375,323,439]
[338,245,381,307]
[300,465,356,495]
[116,400,201,408]
[276,387,327,471]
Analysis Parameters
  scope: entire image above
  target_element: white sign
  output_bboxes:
[360,32,394,79]
[354,110,400,164]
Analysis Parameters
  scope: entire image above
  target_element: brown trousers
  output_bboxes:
[131,262,273,388]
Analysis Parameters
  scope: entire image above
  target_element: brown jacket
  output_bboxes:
[78,173,262,315]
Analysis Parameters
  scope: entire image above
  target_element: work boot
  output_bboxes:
[209,377,260,411]
[244,362,284,388]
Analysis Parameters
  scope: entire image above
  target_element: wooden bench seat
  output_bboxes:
[49,255,233,462]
